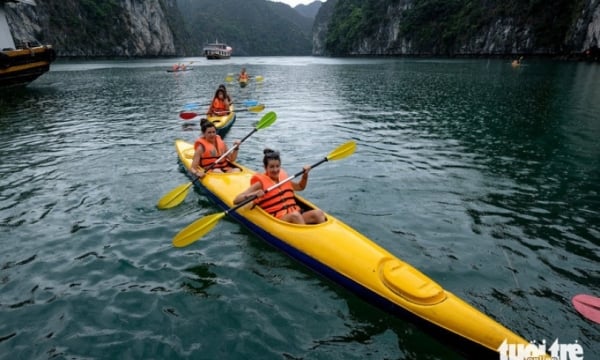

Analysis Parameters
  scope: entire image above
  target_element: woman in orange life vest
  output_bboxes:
[190,119,241,179]
[207,88,230,116]
[238,67,249,82]
[218,84,233,103]
[233,149,326,224]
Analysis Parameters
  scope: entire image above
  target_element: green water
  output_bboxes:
[0,57,598,359]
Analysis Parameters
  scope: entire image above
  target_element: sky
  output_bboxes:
[270,0,324,7]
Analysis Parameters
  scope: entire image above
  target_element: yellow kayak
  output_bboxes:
[174,139,547,358]
[207,105,236,137]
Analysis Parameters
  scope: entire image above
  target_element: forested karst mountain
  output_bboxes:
[4,0,189,57]
[314,0,600,57]
[4,0,599,58]
[4,0,313,57]
[295,1,323,19]
[176,0,312,56]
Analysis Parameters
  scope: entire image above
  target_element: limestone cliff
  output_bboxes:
[4,0,188,57]
[313,0,600,58]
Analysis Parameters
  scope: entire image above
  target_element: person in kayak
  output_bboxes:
[190,119,240,179]
[233,149,326,224]
[238,67,249,82]
[207,88,230,116]
[218,84,233,104]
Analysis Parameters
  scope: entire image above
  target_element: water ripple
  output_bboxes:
[1,58,599,359]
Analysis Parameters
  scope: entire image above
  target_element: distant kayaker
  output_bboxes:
[207,88,230,116]
[190,119,240,178]
[238,67,249,82]
[233,149,326,224]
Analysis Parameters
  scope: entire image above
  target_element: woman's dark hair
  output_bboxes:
[263,148,280,167]
[214,88,225,98]
[200,118,215,133]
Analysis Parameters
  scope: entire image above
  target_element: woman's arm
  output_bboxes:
[292,165,310,191]
[227,140,241,162]
[233,182,264,205]
[190,145,206,178]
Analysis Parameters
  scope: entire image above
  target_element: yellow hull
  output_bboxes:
[206,105,236,136]
[174,139,544,357]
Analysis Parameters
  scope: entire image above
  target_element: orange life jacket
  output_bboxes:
[239,72,249,81]
[194,136,229,170]
[251,170,300,219]
[209,98,228,114]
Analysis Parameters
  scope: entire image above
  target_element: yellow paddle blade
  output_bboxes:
[172,212,226,247]
[249,104,265,113]
[327,140,357,161]
[225,75,233,83]
[157,182,193,209]
[254,75,264,82]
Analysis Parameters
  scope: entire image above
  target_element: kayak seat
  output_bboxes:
[379,258,446,305]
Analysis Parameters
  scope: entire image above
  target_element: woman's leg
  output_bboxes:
[302,209,326,224]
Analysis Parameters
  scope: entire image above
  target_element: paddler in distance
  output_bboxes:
[207,88,230,116]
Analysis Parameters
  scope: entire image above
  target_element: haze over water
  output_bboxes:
[1,57,598,359]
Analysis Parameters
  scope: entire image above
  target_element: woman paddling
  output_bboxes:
[238,67,249,82]
[233,149,326,224]
[191,119,240,179]
[218,84,233,104]
[207,88,230,116]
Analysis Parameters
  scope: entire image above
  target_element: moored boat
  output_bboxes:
[172,139,548,359]
[1,1,56,88]
[203,40,232,60]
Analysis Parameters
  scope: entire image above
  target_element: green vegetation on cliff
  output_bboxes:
[325,0,587,56]
[177,0,313,56]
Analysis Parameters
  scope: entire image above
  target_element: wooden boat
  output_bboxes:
[203,40,232,60]
[206,105,236,137]
[173,139,549,359]
[0,1,56,88]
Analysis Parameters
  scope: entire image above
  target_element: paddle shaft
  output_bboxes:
[213,106,257,115]
[190,110,273,178]
[205,128,257,170]
[226,157,329,215]
[181,105,262,119]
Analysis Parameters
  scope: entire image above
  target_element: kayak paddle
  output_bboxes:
[157,111,277,210]
[183,100,259,110]
[572,294,600,324]
[179,104,265,120]
[225,75,263,83]
[172,140,357,247]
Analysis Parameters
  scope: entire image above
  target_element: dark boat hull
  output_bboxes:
[0,45,56,88]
